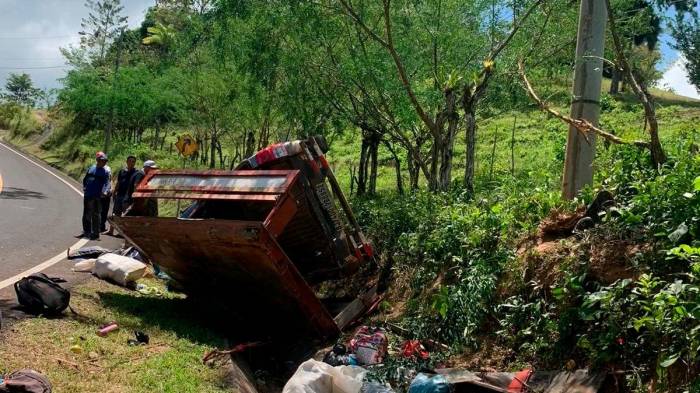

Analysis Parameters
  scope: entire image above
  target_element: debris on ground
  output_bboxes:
[408,373,451,393]
[96,321,118,337]
[0,369,52,393]
[66,245,111,260]
[93,253,147,287]
[283,359,366,393]
[14,273,70,316]
[349,326,388,366]
[134,283,163,297]
[434,368,606,393]
[126,330,150,346]
[400,340,430,360]
[361,382,395,393]
[202,342,265,365]
[71,258,96,273]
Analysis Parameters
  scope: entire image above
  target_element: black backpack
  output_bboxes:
[14,273,70,316]
[0,369,52,393]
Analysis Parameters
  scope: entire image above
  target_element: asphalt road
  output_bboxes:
[0,141,122,322]
[0,142,84,279]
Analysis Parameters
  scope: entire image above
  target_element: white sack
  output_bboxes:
[283,359,366,393]
[94,253,147,286]
[73,258,96,273]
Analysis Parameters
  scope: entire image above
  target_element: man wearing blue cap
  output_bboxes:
[76,151,111,240]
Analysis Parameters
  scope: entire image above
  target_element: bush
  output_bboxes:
[0,103,42,137]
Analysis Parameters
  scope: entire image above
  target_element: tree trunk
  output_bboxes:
[438,89,458,191]
[489,129,498,180]
[464,108,477,194]
[217,140,224,169]
[408,155,419,191]
[604,0,666,168]
[609,67,621,94]
[510,116,517,175]
[245,130,255,158]
[384,141,404,195]
[429,137,439,191]
[209,132,217,169]
[357,133,370,196]
[153,121,161,150]
[368,137,379,195]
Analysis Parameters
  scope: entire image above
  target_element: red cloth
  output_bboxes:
[401,340,430,360]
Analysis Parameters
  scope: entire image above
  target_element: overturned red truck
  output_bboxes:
[111,137,382,339]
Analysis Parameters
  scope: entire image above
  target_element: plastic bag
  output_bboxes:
[408,373,451,393]
[283,359,366,393]
[94,253,147,286]
[72,259,96,273]
[361,382,395,393]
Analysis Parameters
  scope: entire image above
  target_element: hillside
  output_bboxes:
[3,86,700,391]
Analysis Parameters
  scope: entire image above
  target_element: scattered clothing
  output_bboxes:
[401,340,429,360]
[349,326,388,366]
[67,245,111,260]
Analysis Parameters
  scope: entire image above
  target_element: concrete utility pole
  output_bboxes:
[562,0,607,200]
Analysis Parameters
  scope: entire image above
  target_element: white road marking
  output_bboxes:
[0,140,87,290]
[0,141,83,195]
[0,239,89,289]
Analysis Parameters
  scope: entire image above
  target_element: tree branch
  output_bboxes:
[338,0,438,135]
[518,60,649,149]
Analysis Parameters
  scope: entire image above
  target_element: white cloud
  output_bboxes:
[0,0,153,91]
[658,56,700,100]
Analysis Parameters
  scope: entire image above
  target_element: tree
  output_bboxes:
[337,0,545,193]
[3,73,40,107]
[79,0,128,66]
[606,0,662,94]
[672,14,700,93]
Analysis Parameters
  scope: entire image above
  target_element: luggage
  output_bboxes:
[14,273,70,316]
[94,253,147,286]
[0,369,52,393]
[348,326,388,365]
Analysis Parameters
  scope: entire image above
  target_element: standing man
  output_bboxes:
[99,158,113,234]
[125,159,159,217]
[77,152,111,240]
[106,155,137,236]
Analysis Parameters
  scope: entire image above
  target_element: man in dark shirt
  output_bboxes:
[125,160,159,217]
[77,152,110,240]
[106,156,137,236]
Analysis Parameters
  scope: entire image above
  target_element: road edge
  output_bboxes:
[0,139,88,290]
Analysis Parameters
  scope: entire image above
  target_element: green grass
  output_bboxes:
[0,278,234,393]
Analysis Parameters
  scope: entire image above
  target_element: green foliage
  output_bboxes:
[3,73,41,107]
[0,103,42,137]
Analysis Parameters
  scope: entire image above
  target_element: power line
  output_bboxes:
[0,35,78,40]
[0,57,66,61]
[0,66,69,70]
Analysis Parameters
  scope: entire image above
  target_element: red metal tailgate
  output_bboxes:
[110,216,340,338]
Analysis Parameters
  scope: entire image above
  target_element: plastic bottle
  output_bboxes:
[98,322,119,336]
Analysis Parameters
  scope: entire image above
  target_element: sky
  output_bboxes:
[0,0,153,91]
[0,1,699,99]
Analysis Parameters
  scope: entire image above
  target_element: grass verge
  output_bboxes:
[0,277,234,393]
